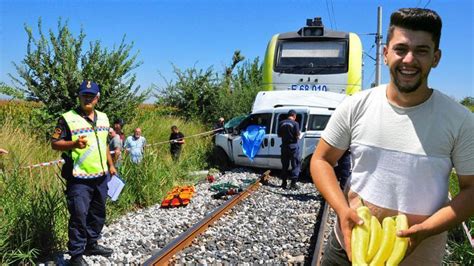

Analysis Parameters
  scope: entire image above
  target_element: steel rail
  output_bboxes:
[143,170,270,266]
[311,200,330,266]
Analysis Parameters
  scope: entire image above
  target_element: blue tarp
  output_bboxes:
[241,125,266,161]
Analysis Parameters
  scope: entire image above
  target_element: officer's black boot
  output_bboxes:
[84,243,113,257]
[290,179,299,190]
[281,178,288,189]
[70,255,88,266]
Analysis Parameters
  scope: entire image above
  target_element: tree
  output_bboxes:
[8,18,149,134]
[0,82,24,99]
[460,96,474,112]
[224,50,245,92]
[216,57,263,118]
[156,51,263,124]
[156,66,221,121]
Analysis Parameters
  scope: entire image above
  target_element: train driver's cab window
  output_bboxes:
[272,113,306,134]
[275,40,348,74]
[307,115,330,131]
[237,113,272,134]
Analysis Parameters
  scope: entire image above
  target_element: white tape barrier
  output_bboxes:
[20,128,223,169]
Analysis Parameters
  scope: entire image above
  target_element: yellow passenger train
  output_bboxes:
[262,17,362,95]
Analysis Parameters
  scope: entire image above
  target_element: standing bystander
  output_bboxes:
[123,128,146,163]
[108,128,122,169]
[277,110,301,190]
[113,118,125,143]
[213,117,225,134]
[169,125,185,161]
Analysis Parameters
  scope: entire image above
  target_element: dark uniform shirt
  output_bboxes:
[213,122,225,134]
[169,132,184,152]
[51,108,98,179]
[277,119,300,146]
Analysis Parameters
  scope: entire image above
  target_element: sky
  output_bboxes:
[0,0,473,102]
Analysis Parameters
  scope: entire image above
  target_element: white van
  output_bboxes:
[214,90,346,175]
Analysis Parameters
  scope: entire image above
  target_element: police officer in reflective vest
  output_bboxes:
[51,80,116,265]
[277,109,301,190]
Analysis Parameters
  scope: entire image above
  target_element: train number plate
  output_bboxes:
[288,84,328,91]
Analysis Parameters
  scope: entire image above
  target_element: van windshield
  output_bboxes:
[238,113,272,134]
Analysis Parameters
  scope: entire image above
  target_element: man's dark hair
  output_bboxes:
[386,8,442,50]
[114,118,125,127]
[288,110,297,116]
[171,125,178,130]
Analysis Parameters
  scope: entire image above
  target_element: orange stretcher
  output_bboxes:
[160,185,195,208]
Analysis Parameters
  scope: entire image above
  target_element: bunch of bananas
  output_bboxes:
[351,206,409,266]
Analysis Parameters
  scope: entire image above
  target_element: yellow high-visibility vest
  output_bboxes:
[62,110,110,179]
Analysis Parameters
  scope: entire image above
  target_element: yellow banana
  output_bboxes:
[369,217,396,266]
[366,215,382,262]
[386,214,409,266]
[351,206,371,266]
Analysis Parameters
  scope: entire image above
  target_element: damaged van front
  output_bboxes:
[214,90,346,176]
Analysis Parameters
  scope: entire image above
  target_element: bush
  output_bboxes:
[156,54,263,124]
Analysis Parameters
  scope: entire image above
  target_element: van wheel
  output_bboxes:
[213,147,232,171]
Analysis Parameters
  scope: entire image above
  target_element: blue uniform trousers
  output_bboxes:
[281,144,301,180]
[334,150,351,189]
[66,175,108,257]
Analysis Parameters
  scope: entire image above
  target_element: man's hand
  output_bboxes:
[109,165,117,176]
[0,148,8,155]
[339,207,364,260]
[396,223,429,256]
[75,136,88,149]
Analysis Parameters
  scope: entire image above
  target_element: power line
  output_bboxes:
[424,0,432,8]
[325,0,334,29]
[364,68,377,89]
[363,44,376,61]
[330,0,337,30]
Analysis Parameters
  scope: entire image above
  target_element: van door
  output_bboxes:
[267,108,308,169]
[232,112,273,168]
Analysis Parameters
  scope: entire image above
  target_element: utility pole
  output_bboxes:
[374,6,383,87]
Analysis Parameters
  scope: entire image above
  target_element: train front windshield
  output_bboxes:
[275,40,348,74]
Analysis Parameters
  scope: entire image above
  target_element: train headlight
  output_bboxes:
[298,17,324,37]
[302,27,324,37]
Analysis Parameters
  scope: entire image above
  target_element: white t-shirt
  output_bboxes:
[324,85,474,264]
[323,85,474,215]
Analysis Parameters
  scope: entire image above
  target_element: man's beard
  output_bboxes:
[391,69,422,93]
[81,105,94,113]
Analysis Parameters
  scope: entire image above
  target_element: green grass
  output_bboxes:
[0,121,67,263]
[444,172,474,265]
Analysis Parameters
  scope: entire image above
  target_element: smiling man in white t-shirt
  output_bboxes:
[311,8,474,266]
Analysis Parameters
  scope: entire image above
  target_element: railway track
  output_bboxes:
[143,170,331,265]
[59,168,471,265]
